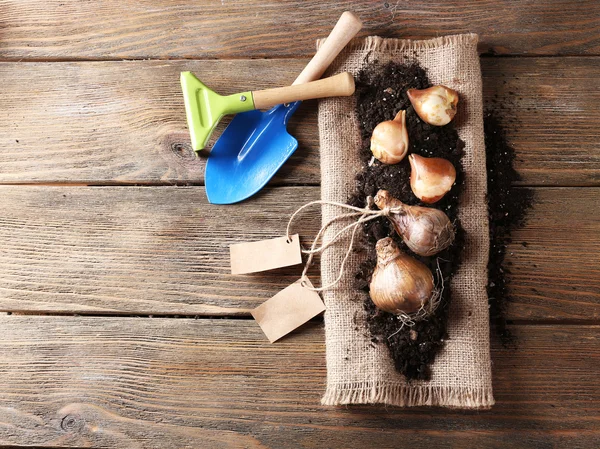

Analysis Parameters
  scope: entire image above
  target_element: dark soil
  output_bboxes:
[348,61,534,380]
[484,111,534,345]
[349,61,465,380]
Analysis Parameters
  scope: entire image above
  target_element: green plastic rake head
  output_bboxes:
[180,72,254,151]
[180,71,355,151]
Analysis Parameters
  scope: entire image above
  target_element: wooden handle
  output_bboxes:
[293,11,362,85]
[252,72,355,110]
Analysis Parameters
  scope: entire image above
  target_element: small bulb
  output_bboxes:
[407,85,459,126]
[409,154,456,203]
[370,110,409,164]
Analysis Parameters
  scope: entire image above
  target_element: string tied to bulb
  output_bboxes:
[286,196,402,292]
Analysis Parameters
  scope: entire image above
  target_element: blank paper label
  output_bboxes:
[252,279,325,343]
[230,234,302,275]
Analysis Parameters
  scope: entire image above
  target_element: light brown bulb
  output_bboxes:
[409,154,456,204]
[374,190,455,257]
[369,237,434,314]
[407,85,459,126]
[370,110,409,164]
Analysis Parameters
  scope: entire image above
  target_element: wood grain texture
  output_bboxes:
[507,188,600,320]
[482,57,600,186]
[0,186,597,319]
[0,0,599,59]
[1,58,599,186]
[0,316,598,448]
[0,59,319,186]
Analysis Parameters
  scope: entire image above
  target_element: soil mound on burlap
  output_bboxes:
[350,61,532,380]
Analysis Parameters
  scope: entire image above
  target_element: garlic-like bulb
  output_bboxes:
[370,237,434,314]
[374,189,455,257]
[407,85,459,126]
[409,154,456,204]
[370,110,409,164]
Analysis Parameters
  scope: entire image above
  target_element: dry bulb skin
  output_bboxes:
[369,237,434,314]
[409,154,456,203]
[374,189,455,257]
[407,85,459,126]
[370,110,409,164]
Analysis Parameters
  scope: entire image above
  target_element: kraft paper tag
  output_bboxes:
[230,234,302,275]
[252,278,325,343]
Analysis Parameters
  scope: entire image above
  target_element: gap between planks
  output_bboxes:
[2,54,600,64]
[3,312,600,327]
[0,182,595,188]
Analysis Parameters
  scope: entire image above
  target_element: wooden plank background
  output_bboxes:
[1,0,599,58]
[0,317,598,448]
[0,186,598,319]
[0,0,599,447]
[1,58,599,186]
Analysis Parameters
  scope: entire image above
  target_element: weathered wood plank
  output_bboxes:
[0,59,319,186]
[0,316,598,448]
[0,0,599,59]
[1,58,599,186]
[481,57,600,187]
[0,186,319,315]
[0,186,597,319]
[506,188,600,320]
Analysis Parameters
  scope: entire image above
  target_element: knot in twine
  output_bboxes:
[286,197,402,292]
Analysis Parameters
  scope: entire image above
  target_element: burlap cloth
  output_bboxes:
[317,34,493,408]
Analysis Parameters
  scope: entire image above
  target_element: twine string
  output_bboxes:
[286,197,401,292]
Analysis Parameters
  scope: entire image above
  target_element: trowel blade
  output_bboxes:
[205,102,301,204]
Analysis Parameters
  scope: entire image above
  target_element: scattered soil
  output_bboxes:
[349,61,465,380]
[484,111,534,345]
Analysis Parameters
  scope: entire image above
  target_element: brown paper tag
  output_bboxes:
[230,234,302,275]
[251,278,325,343]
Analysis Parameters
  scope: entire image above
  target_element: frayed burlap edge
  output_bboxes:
[318,33,479,52]
[322,383,494,409]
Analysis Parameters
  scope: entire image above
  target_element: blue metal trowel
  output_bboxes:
[205,12,362,204]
